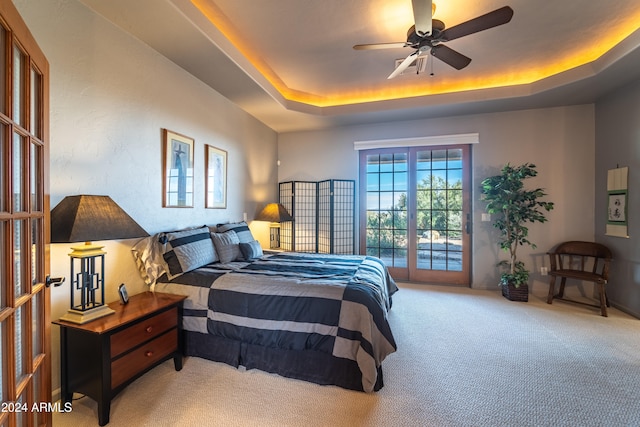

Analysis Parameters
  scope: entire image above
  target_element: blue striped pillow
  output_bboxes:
[240,240,263,260]
[162,227,218,279]
[216,221,254,243]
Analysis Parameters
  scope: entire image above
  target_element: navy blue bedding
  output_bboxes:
[155,252,397,392]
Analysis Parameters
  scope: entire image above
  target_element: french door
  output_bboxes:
[360,145,471,285]
[0,1,51,426]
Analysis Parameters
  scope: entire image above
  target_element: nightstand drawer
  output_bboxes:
[111,328,178,389]
[110,307,178,358]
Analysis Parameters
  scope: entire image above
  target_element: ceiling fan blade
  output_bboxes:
[431,45,471,70]
[353,42,407,50]
[388,51,419,79]
[440,6,514,42]
[412,0,433,37]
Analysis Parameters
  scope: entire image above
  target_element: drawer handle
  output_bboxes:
[145,351,154,357]
[145,326,153,333]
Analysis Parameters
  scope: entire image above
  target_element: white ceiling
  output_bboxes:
[79,0,640,132]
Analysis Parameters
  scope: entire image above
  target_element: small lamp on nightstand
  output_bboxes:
[51,195,149,324]
[256,203,293,249]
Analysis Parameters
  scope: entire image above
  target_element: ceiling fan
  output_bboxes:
[353,0,514,79]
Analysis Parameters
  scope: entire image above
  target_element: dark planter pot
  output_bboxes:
[501,283,529,302]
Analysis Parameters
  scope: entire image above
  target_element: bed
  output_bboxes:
[132,223,397,392]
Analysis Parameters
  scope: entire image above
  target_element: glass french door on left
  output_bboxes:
[0,1,51,426]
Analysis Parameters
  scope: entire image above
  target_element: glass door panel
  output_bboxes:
[0,27,5,112]
[0,321,4,402]
[13,133,25,212]
[31,218,42,287]
[32,368,43,426]
[365,151,408,276]
[0,222,5,309]
[12,44,26,127]
[32,292,43,358]
[411,146,470,284]
[360,145,471,285]
[30,67,42,139]
[1,124,5,212]
[15,305,27,385]
[14,220,25,297]
[30,143,42,211]
[416,148,464,272]
[15,393,25,427]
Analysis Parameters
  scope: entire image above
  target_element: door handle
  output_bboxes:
[45,275,65,288]
[465,213,471,234]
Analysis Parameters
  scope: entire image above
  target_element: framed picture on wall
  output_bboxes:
[162,129,194,207]
[607,190,627,224]
[205,144,227,209]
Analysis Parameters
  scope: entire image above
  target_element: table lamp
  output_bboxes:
[256,203,293,249]
[51,195,149,324]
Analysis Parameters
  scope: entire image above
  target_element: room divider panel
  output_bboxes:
[279,180,355,254]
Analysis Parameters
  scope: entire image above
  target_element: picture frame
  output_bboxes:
[205,144,227,209]
[607,190,627,225]
[118,283,129,305]
[162,129,194,207]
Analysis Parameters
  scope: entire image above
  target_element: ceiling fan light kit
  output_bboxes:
[354,0,514,79]
[394,56,428,76]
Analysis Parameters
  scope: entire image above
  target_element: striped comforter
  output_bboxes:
[154,252,398,392]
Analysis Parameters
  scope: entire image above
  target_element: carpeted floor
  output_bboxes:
[53,283,640,426]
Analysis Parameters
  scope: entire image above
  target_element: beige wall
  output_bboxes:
[278,104,596,292]
[16,0,278,395]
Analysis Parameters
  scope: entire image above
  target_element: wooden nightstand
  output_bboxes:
[53,291,187,426]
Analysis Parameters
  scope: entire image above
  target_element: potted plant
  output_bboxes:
[480,163,554,301]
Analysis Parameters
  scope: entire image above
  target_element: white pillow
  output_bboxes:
[131,234,166,285]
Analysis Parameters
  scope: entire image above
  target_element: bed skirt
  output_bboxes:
[183,330,384,392]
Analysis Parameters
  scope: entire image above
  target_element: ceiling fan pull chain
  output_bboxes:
[430,53,435,77]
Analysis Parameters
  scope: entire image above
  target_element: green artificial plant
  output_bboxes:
[480,163,554,287]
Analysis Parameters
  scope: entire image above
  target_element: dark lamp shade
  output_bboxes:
[51,195,149,243]
[256,203,293,223]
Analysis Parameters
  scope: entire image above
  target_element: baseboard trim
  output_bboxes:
[52,387,61,404]
[611,301,640,319]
